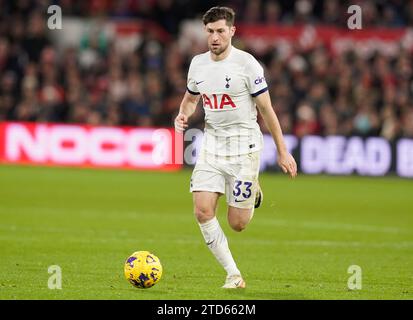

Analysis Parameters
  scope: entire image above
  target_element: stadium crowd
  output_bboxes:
[0,0,413,140]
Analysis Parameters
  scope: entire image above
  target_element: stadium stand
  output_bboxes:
[0,0,412,140]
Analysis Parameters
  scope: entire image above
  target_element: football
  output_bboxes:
[124,251,163,289]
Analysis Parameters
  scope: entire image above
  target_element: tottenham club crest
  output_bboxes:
[225,76,231,88]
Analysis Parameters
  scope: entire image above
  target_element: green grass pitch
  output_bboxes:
[0,164,412,300]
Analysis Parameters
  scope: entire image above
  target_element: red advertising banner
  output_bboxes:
[236,25,413,56]
[2,122,412,177]
[0,122,182,171]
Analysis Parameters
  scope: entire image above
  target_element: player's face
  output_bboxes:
[205,19,235,56]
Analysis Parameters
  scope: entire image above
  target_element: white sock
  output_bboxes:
[198,217,241,276]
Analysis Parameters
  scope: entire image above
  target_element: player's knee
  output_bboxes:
[194,205,215,224]
[229,220,247,232]
[228,207,252,232]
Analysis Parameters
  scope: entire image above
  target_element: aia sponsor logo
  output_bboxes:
[202,94,237,109]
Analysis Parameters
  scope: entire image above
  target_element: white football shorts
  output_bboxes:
[190,149,261,209]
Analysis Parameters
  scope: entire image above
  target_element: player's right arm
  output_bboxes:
[174,91,200,133]
[175,56,201,133]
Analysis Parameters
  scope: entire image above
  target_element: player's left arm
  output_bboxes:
[254,91,298,178]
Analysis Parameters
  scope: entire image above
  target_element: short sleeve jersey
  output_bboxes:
[187,46,268,156]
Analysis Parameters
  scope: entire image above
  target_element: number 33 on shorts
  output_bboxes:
[232,179,255,206]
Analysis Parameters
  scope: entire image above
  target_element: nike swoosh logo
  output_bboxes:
[234,199,246,203]
[196,80,205,85]
[206,240,215,246]
[234,280,242,287]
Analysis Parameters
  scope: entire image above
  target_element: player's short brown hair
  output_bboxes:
[202,6,235,26]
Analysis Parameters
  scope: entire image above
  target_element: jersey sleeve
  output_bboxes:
[245,57,268,97]
[187,57,200,95]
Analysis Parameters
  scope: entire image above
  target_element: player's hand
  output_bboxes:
[277,152,298,178]
[174,113,188,133]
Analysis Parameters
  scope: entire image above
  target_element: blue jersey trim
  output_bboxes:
[251,87,268,97]
[187,87,200,95]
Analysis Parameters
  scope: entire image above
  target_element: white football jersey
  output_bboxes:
[187,46,268,156]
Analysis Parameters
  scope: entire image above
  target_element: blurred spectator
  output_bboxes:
[319,104,339,136]
[294,102,320,137]
[322,0,342,25]
[121,73,151,126]
[243,0,262,24]
[264,1,282,25]
[380,105,400,141]
[23,11,50,63]
[401,108,413,138]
